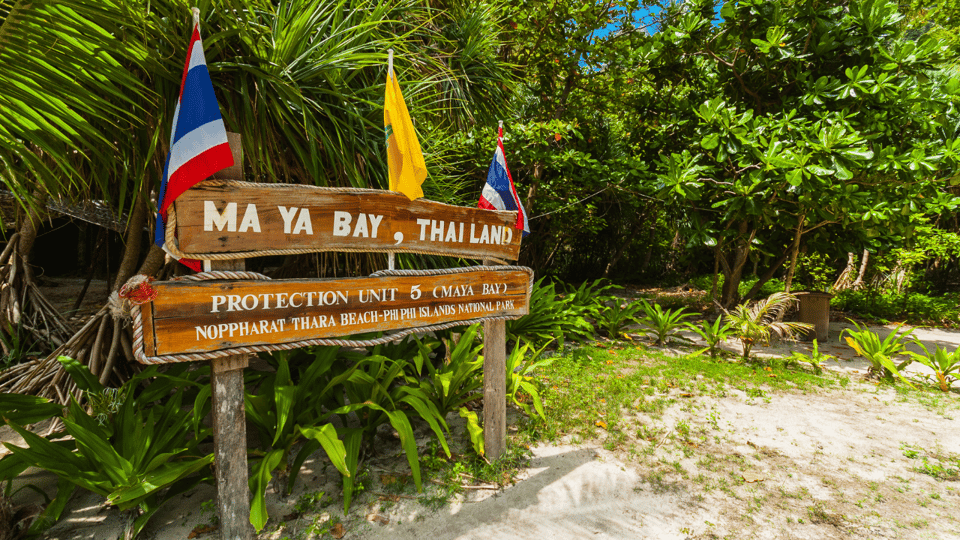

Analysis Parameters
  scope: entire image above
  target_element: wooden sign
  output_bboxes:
[171,182,523,261]
[137,268,531,359]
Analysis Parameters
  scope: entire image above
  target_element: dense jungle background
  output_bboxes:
[1,0,960,395]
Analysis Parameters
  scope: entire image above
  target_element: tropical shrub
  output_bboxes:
[596,300,645,338]
[245,346,352,530]
[785,340,835,375]
[832,290,960,327]
[560,278,619,320]
[637,300,696,346]
[904,343,960,392]
[506,277,594,346]
[690,317,734,358]
[689,275,786,302]
[333,354,451,512]
[405,325,484,418]
[725,293,812,361]
[505,340,555,421]
[840,322,915,383]
[0,357,213,539]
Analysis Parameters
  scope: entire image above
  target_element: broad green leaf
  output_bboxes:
[299,424,349,477]
[459,407,484,457]
[0,394,63,427]
[249,449,284,532]
[57,356,103,393]
[109,454,213,509]
[28,477,76,535]
[701,132,720,150]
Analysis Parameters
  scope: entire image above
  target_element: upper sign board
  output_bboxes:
[172,182,523,261]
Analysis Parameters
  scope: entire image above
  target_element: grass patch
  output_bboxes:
[529,344,836,443]
[901,443,960,481]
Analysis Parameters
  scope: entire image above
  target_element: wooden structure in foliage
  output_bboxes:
[126,134,528,538]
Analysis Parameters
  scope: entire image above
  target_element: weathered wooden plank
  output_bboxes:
[141,269,531,358]
[211,132,243,181]
[173,182,523,261]
[483,317,507,461]
[208,258,253,540]
[482,258,507,461]
[140,301,156,357]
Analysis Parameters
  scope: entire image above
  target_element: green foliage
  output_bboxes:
[244,346,353,531]
[561,279,620,321]
[0,323,40,370]
[637,0,960,305]
[690,317,735,358]
[832,289,960,326]
[786,340,836,375]
[405,326,484,418]
[904,343,960,392]
[506,277,594,346]
[794,253,836,292]
[689,274,785,301]
[725,293,812,361]
[840,321,915,383]
[334,354,451,513]
[596,300,645,339]
[637,301,697,346]
[0,357,213,539]
[458,407,485,458]
[505,340,555,421]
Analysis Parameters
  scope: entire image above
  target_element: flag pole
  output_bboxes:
[387,47,396,271]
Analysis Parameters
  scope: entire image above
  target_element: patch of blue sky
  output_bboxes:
[592,5,663,39]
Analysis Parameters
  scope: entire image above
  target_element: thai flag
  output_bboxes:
[479,126,529,236]
[154,23,234,270]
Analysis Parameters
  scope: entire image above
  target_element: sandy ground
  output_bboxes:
[4,320,959,540]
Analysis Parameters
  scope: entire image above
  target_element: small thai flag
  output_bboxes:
[154,20,234,270]
[479,125,529,236]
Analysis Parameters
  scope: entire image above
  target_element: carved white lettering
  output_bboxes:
[332,211,351,236]
[238,204,261,233]
[292,208,313,235]
[279,206,299,234]
[204,201,237,232]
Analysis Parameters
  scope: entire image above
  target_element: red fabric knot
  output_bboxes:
[119,275,158,305]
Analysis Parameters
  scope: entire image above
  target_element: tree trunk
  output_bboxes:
[113,195,148,290]
[833,252,856,291]
[718,222,755,308]
[740,249,792,303]
[136,244,166,277]
[15,196,46,293]
[782,219,805,295]
[852,249,869,289]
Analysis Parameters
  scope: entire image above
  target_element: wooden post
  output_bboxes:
[209,259,252,540]
[209,133,252,540]
[482,259,507,461]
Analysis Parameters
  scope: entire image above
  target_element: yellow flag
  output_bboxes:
[384,69,426,200]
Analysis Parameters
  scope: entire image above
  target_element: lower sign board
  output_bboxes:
[135,268,532,361]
